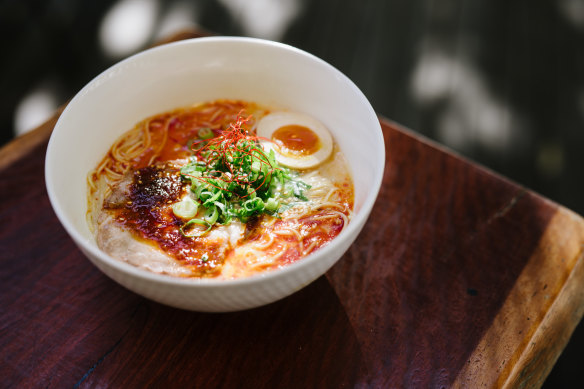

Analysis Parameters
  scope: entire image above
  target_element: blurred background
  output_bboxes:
[1,0,582,385]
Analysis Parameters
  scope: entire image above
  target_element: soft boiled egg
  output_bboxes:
[257,111,333,169]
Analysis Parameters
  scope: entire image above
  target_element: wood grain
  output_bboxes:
[0,106,64,171]
[454,207,584,388]
[1,31,584,388]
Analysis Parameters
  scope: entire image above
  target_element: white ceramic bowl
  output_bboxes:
[45,37,385,312]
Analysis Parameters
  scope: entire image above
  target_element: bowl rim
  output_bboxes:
[45,35,385,288]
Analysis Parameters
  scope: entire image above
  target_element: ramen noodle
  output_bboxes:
[87,100,353,279]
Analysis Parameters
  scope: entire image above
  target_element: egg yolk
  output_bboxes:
[272,125,321,156]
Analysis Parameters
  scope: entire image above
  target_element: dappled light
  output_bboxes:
[411,48,528,154]
[99,0,160,58]
[14,83,60,136]
[218,0,303,40]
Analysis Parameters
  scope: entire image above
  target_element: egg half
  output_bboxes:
[257,111,333,169]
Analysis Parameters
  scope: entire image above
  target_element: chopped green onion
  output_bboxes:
[178,119,311,237]
[243,197,265,213]
[203,206,219,225]
[198,127,214,140]
[180,218,212,237]
[265,197,279,212]
[172,196,198,219]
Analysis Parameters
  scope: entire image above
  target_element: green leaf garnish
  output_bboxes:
[177,112,310,236]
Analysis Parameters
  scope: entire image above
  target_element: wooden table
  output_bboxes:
[2,32,584,388]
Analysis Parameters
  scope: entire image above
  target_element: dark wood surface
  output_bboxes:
[2,33,584,388]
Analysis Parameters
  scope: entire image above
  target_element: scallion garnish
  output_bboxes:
[172,196,198,219]
[177,112,310,236]
[197,127,214,140]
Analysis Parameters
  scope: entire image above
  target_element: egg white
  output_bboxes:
[257,111,333,169]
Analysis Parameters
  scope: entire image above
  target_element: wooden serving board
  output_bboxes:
[1,31,584,388]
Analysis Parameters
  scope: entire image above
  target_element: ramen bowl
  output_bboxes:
[45,37,384,312]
